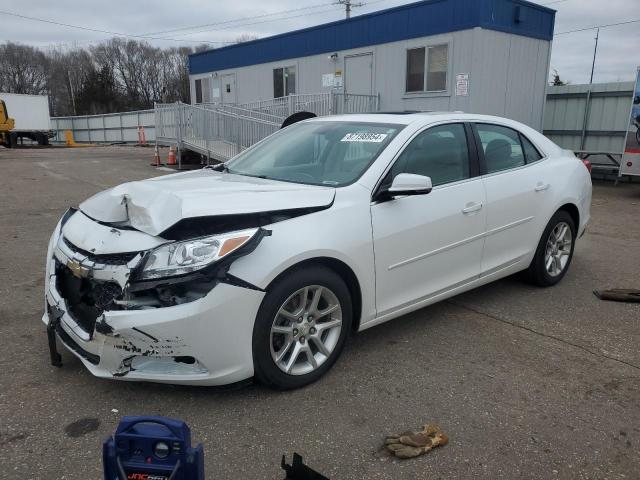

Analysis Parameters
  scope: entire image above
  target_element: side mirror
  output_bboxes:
[386,173,433,197]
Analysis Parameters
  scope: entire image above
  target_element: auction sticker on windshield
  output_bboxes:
[341,132,388,142]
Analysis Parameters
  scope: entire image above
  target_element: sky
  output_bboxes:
[0,0,638,85]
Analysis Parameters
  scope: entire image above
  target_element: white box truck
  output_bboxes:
[0,93,53,147]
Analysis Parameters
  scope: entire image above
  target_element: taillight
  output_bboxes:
[582,158,592,173]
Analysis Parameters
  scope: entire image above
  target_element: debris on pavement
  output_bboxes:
[385,424,448,459]
[593,289,640,303]
[281,453,329,480]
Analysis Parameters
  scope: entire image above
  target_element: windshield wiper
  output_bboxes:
[206,164,269,179]
[239,172,268,179]
[205,163,229,173]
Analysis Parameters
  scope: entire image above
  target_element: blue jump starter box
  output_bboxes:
[103,416,204,480]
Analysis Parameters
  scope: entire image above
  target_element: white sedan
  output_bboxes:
[43,113,592,389]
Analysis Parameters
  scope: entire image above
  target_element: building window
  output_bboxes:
[427,44,448,91]
[194,78,211,104]
[273,66,296,98]
[406,47,425,92]
[195,79,203,103]
[405,44,448,93]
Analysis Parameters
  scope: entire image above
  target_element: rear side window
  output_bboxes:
[520,134,543,163]
[390,123,470,187]
[476,124,525,173]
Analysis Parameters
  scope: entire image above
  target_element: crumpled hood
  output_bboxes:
[80,169,335,237]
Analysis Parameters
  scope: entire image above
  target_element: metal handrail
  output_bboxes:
[154,91,380,163]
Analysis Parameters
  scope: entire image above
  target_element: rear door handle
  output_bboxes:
[462,202,483,214]
[535,182,550,192]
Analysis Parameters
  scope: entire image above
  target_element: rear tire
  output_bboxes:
[524,210,576,287]
[252,266,352,390]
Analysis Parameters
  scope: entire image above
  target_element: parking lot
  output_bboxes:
[1,145,639,479]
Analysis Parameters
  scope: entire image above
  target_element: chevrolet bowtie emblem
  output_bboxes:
[67,259,89,278]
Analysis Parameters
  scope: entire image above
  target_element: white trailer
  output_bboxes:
[0,93,53,146]
[620,67,640,177]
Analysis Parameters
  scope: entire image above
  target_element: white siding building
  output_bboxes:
[189,0,555,130]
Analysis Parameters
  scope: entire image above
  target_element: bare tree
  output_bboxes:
[0,42,48,94]
[46,47,95,115]
[551,69,569,86]
[235,34,259,44]
[0,39,198,115]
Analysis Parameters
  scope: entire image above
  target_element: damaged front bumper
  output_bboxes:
[43,214,265,386]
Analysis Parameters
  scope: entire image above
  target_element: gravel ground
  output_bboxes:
[0,145,639,480]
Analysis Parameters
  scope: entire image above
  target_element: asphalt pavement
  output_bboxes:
[1,146,638,479]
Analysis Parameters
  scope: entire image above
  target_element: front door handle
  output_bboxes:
[535,182,550,192]
[462,202,483,214]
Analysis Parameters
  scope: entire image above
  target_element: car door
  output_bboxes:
[473,122,555,276]
[371,122,486,317]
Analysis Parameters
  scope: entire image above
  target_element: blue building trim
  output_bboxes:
[189,0,555,75]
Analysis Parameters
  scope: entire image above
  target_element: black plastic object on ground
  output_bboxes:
[103,416,204,480]
[593,289,640,303]
[281,453,329,480]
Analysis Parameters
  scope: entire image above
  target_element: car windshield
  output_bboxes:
[226,121,404,186]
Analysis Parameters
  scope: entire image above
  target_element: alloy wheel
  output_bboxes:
[544,221,573,277]
[269,285,343,376]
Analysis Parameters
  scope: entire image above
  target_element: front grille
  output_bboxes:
[63,237,140,265]
[55,261,123,334]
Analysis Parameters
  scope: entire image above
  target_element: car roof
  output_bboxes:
[305,112,527,128]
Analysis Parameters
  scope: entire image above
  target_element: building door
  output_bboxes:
[344,53,373,95]
[220,73,237,104]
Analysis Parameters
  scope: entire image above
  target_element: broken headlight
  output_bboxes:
[139,228,259,280]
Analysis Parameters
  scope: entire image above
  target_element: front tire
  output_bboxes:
[525,210,576,287]
[252,266,352,390]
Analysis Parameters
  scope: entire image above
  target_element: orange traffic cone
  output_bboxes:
[137,125,147,145]
[150,145,162,167]
[167,146,177,166]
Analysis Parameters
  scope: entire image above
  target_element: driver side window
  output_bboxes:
[388,123,471,187]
